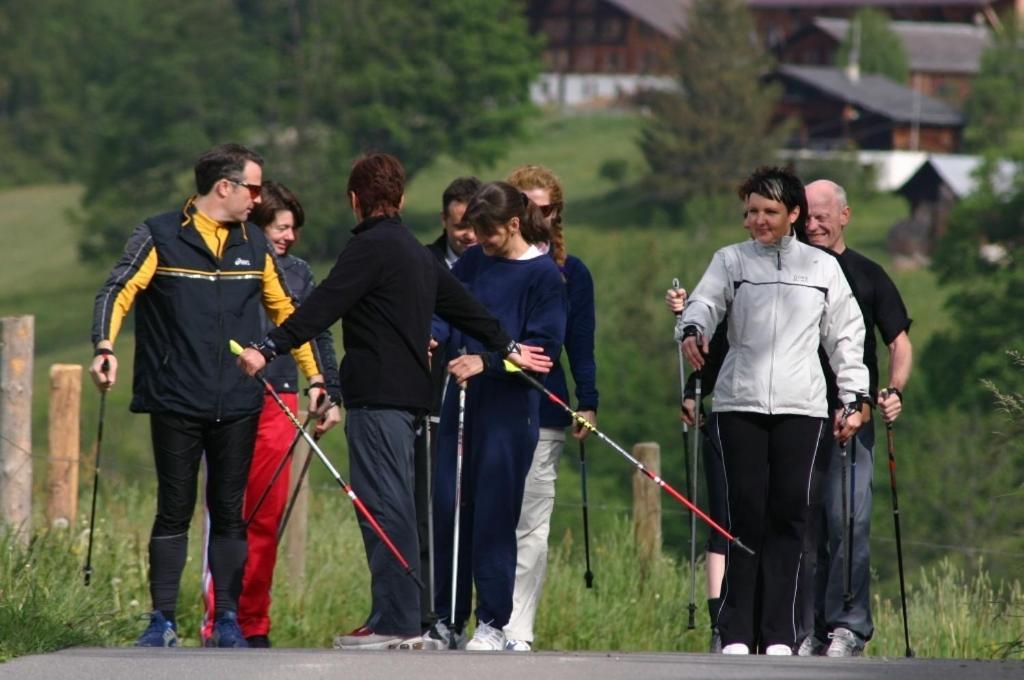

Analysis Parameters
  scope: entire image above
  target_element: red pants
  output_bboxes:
[202,392,297,640]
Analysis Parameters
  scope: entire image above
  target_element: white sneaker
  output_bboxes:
[765,643,792,656]
[504,638,532,652]
[721,642,750,655]
[466,621,506,651]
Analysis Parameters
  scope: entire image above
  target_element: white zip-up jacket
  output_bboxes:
[679,235,868,418]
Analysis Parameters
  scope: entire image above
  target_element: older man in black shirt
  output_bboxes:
[799,179,913,657]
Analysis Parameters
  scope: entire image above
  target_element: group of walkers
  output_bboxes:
[89,143,909,658]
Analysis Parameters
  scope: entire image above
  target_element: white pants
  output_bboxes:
[504,427,565,642]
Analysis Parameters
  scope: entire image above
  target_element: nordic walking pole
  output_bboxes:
[672,278,698,629]
[449,380,468,647]
[840,435,852,607]
[277,433,317,543]
[83,358,109,586]
[881,402,914,658]
[503,360,754,556]
[844,436,858,608]
[245,411,316,527]
[230,340,424,590]
[579,439,594,588]
[424,414,437,623]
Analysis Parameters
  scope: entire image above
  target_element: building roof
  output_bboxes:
[747,1,994,7]
[899,154,1017,197]
[603,0,691,39]
[811,17,991,73]
[777,64,964,125]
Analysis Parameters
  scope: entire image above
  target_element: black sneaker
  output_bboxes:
[246,635,271,648]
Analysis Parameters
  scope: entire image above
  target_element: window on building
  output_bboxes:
[602,17,624,42]
[576,49,595,71]
[576,18,596,42]
[543,18,570,43]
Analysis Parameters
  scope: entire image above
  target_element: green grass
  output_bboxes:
[2,484,1021,659]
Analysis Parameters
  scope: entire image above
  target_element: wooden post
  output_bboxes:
[46,364,82,529]
[632,441,662,569]
[282,420,310,586]
[1,315,34,544]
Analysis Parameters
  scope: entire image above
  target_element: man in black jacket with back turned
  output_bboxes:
[237,155,551,650]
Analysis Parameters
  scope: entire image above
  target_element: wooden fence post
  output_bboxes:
[1,315,34,544]
[46,364,82,529]
[632,441,662,569]
[282,419,310,586]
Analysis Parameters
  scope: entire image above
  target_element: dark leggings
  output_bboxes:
[714,411,827,649]
[148,412,258,617]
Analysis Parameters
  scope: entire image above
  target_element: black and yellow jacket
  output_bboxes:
[91,199,322,420]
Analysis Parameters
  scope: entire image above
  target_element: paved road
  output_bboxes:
[3,647,1022,680]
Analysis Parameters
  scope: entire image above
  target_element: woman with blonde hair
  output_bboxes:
[503,165,599,651]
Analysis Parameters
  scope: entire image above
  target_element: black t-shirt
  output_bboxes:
[836,248,912,401]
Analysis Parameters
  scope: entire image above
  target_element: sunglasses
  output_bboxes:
[537,203,561,218]
[229,178,262,200]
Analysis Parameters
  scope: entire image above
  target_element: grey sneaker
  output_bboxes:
[826,627,864,657]
[418,620,466,650]
[709,628,722,654]
[332,625,406,650]
[797,634,827,657]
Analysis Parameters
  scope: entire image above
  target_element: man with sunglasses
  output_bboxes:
[89,143,331,649]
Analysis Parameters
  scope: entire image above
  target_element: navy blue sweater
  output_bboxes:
[540,254,599,428]
[436,246,567,377]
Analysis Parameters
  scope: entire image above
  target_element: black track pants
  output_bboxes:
[714,411,827,649]
[148,412,257,615]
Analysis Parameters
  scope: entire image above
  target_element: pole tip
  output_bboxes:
[229,339,245,356]
[732,537,756,556]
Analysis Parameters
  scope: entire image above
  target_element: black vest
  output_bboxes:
[131,208,268,420]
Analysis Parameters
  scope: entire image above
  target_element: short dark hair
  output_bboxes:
[249,181,304,229]
[194,143,264,195]
[441,177,482,217]
[463,181,551,245]
[737,165,807,236]
[348,153,405,218]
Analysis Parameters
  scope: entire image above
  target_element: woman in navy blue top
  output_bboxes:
[432,182,567,651]
[503,165,599,651]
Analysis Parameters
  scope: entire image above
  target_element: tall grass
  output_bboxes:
[2,483,1021,660]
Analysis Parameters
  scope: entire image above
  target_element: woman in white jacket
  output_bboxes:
[680,166,869,656]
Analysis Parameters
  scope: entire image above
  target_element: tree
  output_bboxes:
[963,21,1024,154]
[922,159,1024,407]
[836,8,909,84]
[922,21,1024,408]
[77,0,271,261]
[638,0,783,216]
[76,0,541,260]
[0,0,117,185]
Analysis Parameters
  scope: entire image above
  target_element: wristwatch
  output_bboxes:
[250,337,278,363]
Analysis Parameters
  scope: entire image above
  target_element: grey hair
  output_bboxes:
[810,179,848,209]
